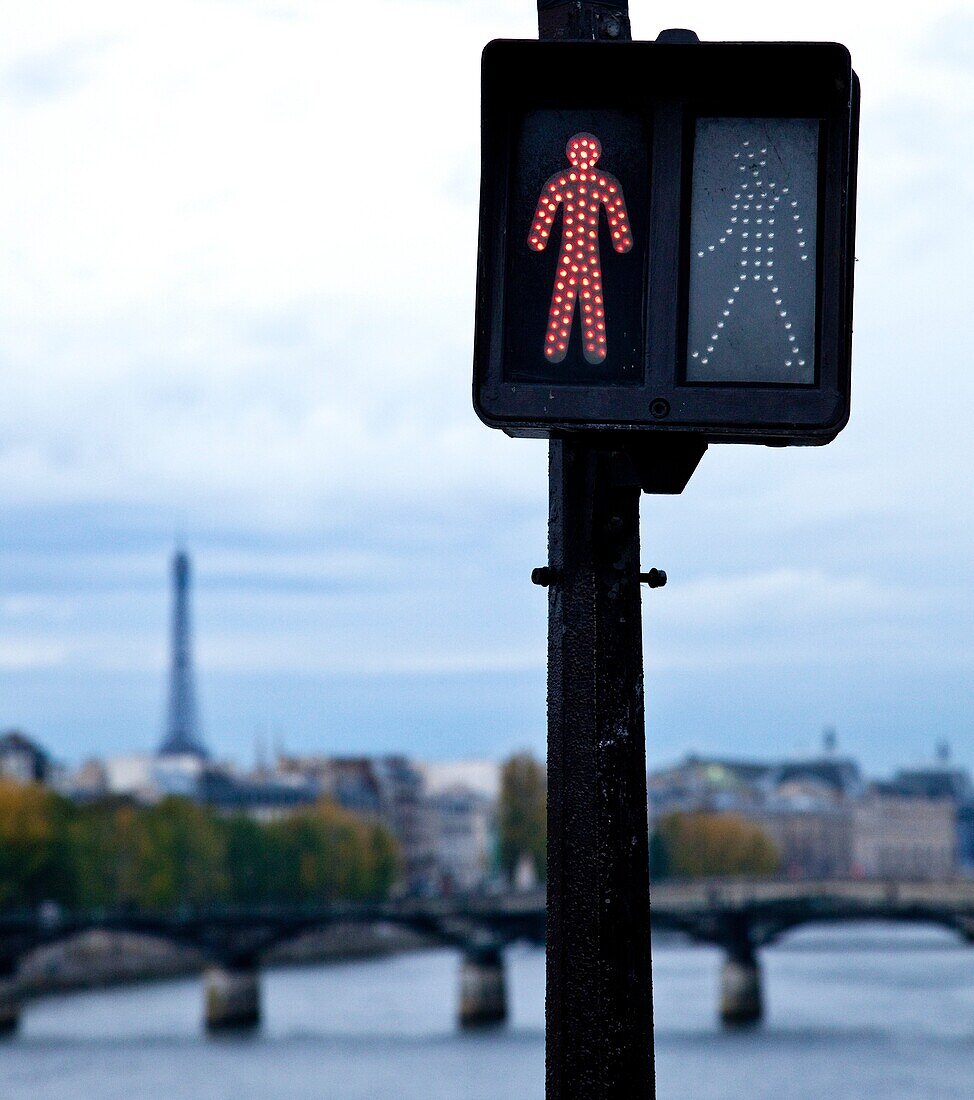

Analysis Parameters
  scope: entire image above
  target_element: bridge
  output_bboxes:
[3,880,974,1034]
[0,891,547,1034]
[649,878,974,1024]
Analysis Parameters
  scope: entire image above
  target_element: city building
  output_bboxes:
[421,760,500,893]
[889,745,974,873]
[196,766,317,822]
[95,752,206,803]
[752,804,853,879]
[425,786,495,893]
[851,786,955,879]
[648,737,961,881]
[647,754,773,821]
[372,756,438,896]
[0,730,52,784]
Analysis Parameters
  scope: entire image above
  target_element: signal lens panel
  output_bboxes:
[686,118,820,385]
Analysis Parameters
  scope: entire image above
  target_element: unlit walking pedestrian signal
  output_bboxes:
[474,39,859,444]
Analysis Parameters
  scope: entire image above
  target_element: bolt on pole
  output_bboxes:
[538,6,656,1098]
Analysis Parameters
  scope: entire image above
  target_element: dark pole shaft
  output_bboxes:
[546,440,654,1097]
[538,7,655,1097]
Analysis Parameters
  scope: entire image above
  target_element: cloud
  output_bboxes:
[1,1,973,767]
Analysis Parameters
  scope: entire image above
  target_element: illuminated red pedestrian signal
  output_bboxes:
[529,133,633,364]
[474,39,859,444]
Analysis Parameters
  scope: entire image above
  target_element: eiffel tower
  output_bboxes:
[158,549,208,758]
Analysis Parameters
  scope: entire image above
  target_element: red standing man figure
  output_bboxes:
[528,133,633,365]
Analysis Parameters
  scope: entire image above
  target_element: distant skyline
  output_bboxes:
[1,2,973,773]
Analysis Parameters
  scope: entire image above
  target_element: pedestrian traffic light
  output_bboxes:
[473,39,859,443]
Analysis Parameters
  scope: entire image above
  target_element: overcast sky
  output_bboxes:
[1,1,972,773]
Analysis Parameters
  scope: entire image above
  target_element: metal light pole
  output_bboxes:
[537,6,656,1096]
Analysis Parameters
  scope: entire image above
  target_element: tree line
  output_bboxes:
[0,780,397,911]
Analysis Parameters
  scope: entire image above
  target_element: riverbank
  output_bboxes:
[18,923,431,997]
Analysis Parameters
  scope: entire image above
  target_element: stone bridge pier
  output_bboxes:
[0,959,20,1036]
[458,943,507,1028]
[719,944,762,1026]
[716,916,763,1027]
[204,958,261,1032]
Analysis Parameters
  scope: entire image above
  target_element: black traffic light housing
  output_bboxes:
[474,39,860,443]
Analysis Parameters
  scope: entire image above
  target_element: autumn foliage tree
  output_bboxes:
[0,779,60,906]
[650,812,779,880]
[498,752,547,885]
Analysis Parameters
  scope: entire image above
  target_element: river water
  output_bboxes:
[6,924,974,1099]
